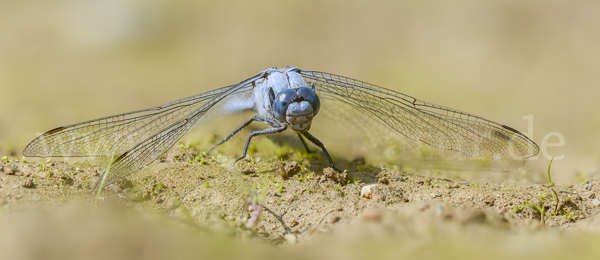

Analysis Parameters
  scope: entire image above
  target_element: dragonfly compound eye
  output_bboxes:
[296,87,320,116]
[273,89,297,122]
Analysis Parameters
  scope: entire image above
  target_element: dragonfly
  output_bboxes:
[23,66,539,187]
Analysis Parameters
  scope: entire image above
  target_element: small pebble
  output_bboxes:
[361,184,377,199]
[290,219,299,227]
[591,199,600,206]
[284,234,297,244]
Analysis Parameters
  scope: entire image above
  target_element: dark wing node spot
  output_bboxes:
[115,151,129,163]
[43,127,65,136]
[502,125,520,134]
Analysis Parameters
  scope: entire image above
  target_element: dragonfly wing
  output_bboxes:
[298,70,539,161]
[23,73,262,185]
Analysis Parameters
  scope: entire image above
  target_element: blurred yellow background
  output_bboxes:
[1,0,598,183]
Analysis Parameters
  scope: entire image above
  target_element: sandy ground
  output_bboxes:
[2,1,600,259]
[1,143,599,260]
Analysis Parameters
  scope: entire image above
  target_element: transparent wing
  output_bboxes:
[23,73,263,185]
[298,70,539,161]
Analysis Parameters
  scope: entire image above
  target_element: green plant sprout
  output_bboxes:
[547,155,555,183]
[276,183,284,193]
[547,155,559,216]
[334,183,344,196]
[512,201,546,224]
[94,152,116,207]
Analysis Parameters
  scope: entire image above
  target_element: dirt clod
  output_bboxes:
[4,167,14,175]
[280,161,301,179]
[21,177,34,188]
[321,168,348,184]
[241,167,255,175]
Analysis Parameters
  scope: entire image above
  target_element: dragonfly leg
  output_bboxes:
[297,133,313,153]
[233,125,288,167]
[207,116,261,155]
[300,132,343,172]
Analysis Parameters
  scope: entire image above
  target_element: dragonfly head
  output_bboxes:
[273,86,320,131]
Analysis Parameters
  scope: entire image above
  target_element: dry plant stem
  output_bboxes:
[263,206,292,234]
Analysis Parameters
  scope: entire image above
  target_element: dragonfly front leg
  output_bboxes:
[297,133,313,153]
[233,124,288,167]
[301,131,343,172]
[207,116,262,155]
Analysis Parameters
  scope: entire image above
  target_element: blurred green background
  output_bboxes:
[1,0,598,183]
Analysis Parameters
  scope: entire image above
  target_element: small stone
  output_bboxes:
[361,184,377,199]
[71,184,82,190]
[284,234,297,244]
[290,219,299,227]
[591,199,600,206]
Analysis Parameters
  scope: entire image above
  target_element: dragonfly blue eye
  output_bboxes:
[296,87,320,116]
[273,89,297,122]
